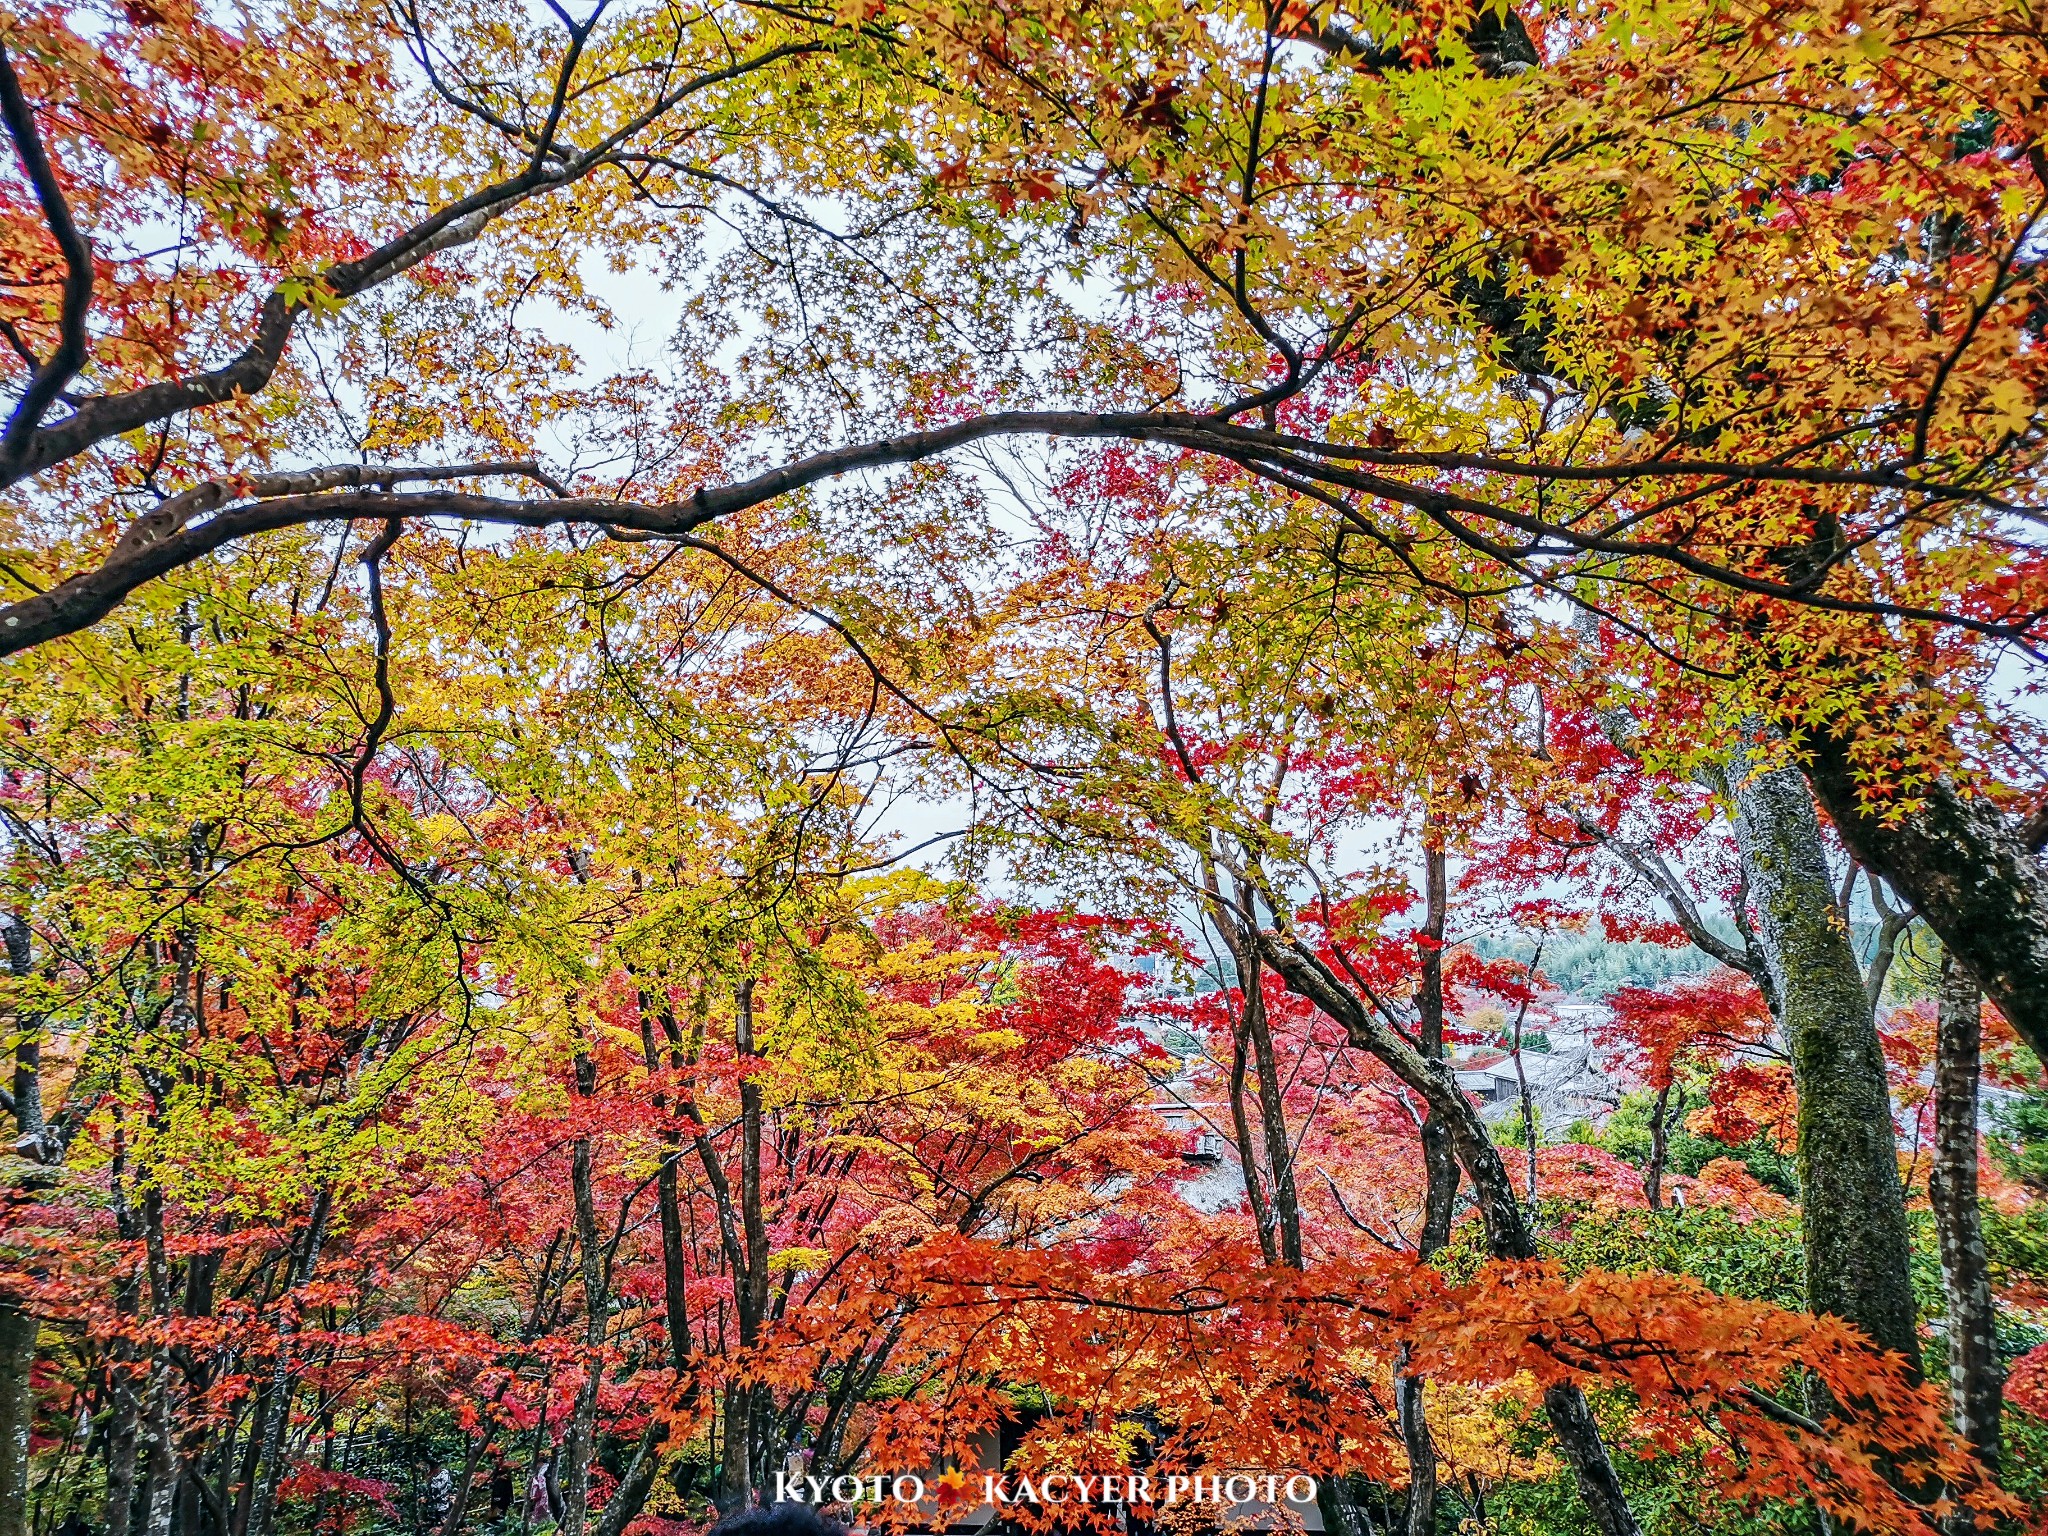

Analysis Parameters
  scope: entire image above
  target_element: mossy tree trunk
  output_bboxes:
[1722,744,1918,1364]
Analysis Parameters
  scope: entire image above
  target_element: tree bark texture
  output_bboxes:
[563,1131,604,1536]
[1399,846,1455,1536]
[1228,1022,1279,1266]
[1245,952,1306,1269]
[1802,731,2048,1069]
[1931,958,2001,1469]
[1724,743,1919,1363]
[0,1300,36,1536]
[1643,1081,1674,1213]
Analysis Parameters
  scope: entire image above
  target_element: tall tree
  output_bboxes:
[1931,958,2002,1472]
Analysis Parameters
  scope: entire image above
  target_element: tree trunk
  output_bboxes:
[107,1121,144,1536]
[593,1416,666,1536]
[1396,1126,1459,1536]
[563,1045,606,1536]
[136,1181,176,1536]
[739,979,772,1503]
[5,914,41,1151]
[1228,1022,1279,1266]
[714,979,769,1515]
[1417,846,1447,1059]
[639,992,702,1389]
[228,1382,265,1536]
[1255,923,1641,1536]
[1398,846,1455,1536]
[438,1423,494,1536]
[247,1189,332,1536]
[1931,958,2000,1472]
[1643,1082,1674,1213]
[1721,744,1919,1365]
[0,1301,35,1536]
[1509,978,1542,1218]
[173,1245,222,1536]
[1801,730,2048,1068]
[1244,952,1305,1269]
[0,917,41,1536]
[1203,857,1281,1264]
[105,1347,140,1536]
[1393,1369,1436,1536]
[137,1358,176,1536]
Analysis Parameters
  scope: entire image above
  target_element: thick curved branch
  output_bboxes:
[1803,732,2048,1069]
[2,407,2039,657]
[0,40,93,458]
[0,33,830,489]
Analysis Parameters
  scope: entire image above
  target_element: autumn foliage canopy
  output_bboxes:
[3,2,2048,1536]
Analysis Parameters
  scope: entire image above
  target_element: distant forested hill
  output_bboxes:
[1471,923,1931,998]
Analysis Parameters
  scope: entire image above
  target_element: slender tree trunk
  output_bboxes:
[653,1138,692,1379]
[736,980,770,1504]
[1398,847,1454,1536]
[676,1019,748,1517]
[247,1189,331,1536]
[0,1301,35,1536]
[592,1417,666,1536]
[712,979,768,1515]
[1234,923,1341,1531]
[563,1144,604,1536]
[1644,1081,1674,1212]
[1244,952,1305,1269]
[1228,1023,1278,1265]
[135,1180,177,1536]
[1203,856,1278,1263]
[173,1246,221,1536]
[106,1120,145,1536]
[1396,1128,1458,1536]
[1931,958,2000,1472]
[437,1424,494,1536]
[1509,972,1542,1219]
[1721,744,1919,1366]
[228,1383,265,1536]
[0,916,42,1536]
[635,995,702,1388]
[563,1047,606,1536]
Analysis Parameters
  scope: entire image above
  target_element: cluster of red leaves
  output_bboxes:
[1687,1157,1794,1220]
[1690,1063,1800,1155]
[751,1235,2011,1536]
[2007,1343,2048,1421]
[1599,971,1773,1091]
[274,1469,397,1536]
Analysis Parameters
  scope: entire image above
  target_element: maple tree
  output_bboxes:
[0,476,2042,1534]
